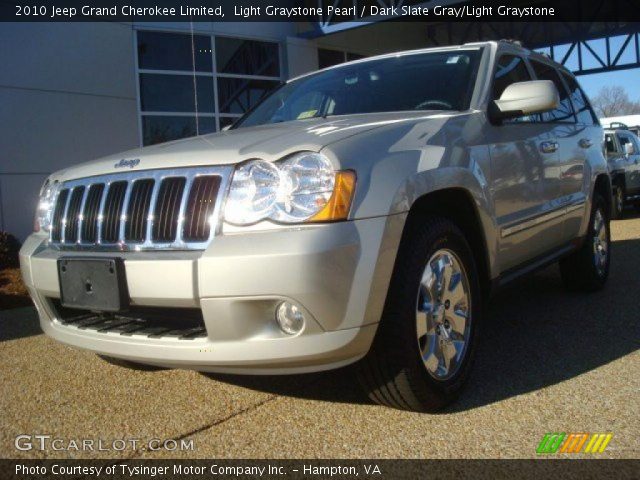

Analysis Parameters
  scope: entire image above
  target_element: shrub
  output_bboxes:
[0,231,21,269]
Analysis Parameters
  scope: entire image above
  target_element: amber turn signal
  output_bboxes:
[310,170,356,222]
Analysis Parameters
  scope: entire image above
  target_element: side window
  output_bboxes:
[530,60,575,123]
[618,133,635,153]
[492,55,539,123]
[605,134,618,154]
[561,72,599,125]
[492,55,531,99]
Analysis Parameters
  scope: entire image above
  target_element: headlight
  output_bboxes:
[34,179,57,233]
[224,152,356,226]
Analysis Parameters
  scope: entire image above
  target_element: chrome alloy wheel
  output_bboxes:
[416,249,472,381]
[592,209,609,276]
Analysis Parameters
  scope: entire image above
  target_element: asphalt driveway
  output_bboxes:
[2,213,639,459]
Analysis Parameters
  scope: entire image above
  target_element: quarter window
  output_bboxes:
[137,31,282,146]
[530,60,575,123]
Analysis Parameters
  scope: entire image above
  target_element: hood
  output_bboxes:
[51,111,450,182]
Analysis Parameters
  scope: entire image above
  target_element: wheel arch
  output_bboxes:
[594,173,613,219]
[401,187,492,299]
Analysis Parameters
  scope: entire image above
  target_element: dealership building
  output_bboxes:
[2,14,639,240]
[1,20,432,240]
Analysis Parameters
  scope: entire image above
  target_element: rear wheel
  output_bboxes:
[357,216,481,412]
[559,194,610,291]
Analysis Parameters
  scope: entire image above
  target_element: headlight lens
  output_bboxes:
[223,160,280,225]
[34,179,57,233]
[224,152,355,226]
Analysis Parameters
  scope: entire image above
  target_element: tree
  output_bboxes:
[591,86,640,118]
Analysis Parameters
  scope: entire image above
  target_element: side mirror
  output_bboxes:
[490,80,560,123]
[624,142,635,155]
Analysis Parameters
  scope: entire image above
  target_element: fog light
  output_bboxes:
[276,302,305,335]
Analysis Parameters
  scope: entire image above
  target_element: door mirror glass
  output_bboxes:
[492,80,560,122]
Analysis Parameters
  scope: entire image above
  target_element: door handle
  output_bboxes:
[539,141,558,154]
[579,138,593,149]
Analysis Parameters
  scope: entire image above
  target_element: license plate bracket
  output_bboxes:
[58,257,129,312]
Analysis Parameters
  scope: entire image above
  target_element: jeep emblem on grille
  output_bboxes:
[114,158,140,169]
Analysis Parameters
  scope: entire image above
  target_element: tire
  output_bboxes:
[612,184,624,219]
[357,216,482,412]
[98,355,167,371]
[559,194,610,292]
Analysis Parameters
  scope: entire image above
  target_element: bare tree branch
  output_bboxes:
[592,86,640,118]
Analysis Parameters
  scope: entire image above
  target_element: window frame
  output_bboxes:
[527,58,577,125]
[558,70,600,126]
[134,28,285,146]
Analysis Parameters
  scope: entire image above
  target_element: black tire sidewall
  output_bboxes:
[382,219,482,404]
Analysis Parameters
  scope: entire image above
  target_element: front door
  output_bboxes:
[487,54,563,272]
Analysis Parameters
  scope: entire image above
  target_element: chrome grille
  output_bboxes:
[49,167,232,251]
[152,177,186,242]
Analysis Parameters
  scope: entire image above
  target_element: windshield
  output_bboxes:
[235,49,482,128]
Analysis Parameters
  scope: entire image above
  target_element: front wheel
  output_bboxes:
[559,194,610,291]
[357,216,482,412]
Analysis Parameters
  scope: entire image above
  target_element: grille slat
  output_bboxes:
[49,169,224,250]
[183,176,221,241]
[125,179,154,242]
[81,184,105,243]
[64,186,85,243]
[51,189,70,242]
[152,177,186,243]
[102,181,127,243]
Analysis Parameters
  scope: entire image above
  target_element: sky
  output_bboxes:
[578,69,640,104]
[535,35,640,105]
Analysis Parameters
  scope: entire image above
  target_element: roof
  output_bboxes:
[600,115,640,128]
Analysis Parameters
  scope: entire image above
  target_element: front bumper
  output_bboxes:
[20,216,403,374]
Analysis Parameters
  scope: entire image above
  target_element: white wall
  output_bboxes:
[0,22,139,240]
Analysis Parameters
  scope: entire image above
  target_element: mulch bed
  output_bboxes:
[0,268,33,310]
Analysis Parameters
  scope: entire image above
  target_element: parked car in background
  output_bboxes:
[20,41,611,412]
[604,124,640,218]
[600,115,640,138]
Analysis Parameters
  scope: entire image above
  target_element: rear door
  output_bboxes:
[617,131,640,195]
[486,54,563,272]
[557,71,601,240]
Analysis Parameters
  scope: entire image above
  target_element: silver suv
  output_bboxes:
[604,124,640,218]
[20,41,611,411]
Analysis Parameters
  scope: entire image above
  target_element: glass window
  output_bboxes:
[530,60,575,123]
[560,72,598,125]
[492,55,531,99]
[236,50,482,128]
[318,49,345,69]
[139,74,215,113]
[142,116,215,146]
[217,77,281,114]
[137,31,282,145]
[605,134,618,154]
[216,37,279,77]
[219,117,238,129]
[618,132,636,152]
[138,31,212,72]
[347,52,366,62]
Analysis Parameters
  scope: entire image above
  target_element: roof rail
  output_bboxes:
[607,122,629,130]
[498,39,523,47]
